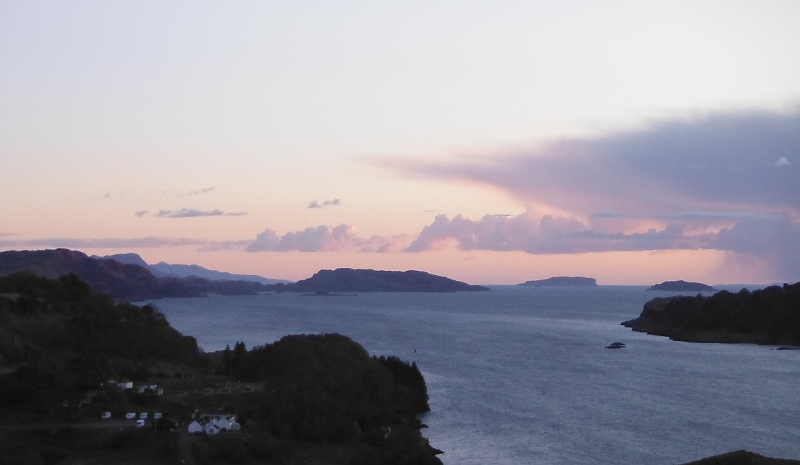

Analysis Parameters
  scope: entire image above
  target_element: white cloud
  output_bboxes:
[246,224,406,253]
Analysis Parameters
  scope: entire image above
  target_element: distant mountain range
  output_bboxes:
[99,253,288,285]
[0,249,488,300]
[0,249,272,300]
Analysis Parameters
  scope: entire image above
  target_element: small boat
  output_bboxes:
[605,342,626,349]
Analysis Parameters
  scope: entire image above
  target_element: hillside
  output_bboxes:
[275,268,490,293]
[623,282,800,344]
[0,272,442,464]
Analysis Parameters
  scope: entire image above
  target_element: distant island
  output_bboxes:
[648,280,715,292]
[623,282,800,345]
[680,450,800,465]
[518,276,597,287]
[275,268,490,293]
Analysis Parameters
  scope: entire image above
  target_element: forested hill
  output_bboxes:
[0,272,443,464]
[275,268,490,292]
[623,282,800,344]
[0,271,205,398]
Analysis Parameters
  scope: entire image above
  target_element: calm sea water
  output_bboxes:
[145,286,800,465]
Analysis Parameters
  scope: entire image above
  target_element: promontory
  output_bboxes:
[623,282,800,344]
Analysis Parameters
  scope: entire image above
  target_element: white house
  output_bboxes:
[187,421,203,434]
[201,414,240,431]
[119,382,133,390]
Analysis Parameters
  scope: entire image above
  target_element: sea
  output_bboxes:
[143,285,800,465]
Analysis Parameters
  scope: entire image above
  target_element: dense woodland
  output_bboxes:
[623,282,800,344]
[0,272,441,464]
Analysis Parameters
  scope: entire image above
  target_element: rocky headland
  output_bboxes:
[623,282,800,345]
[648,280,715,292]
[518,276,597,287]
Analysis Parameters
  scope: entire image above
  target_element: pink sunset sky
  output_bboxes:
[1,1,799,285]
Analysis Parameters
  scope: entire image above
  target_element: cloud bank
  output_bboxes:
[155,209,246,218]
[382,109,800,280]
[247,225,406,253]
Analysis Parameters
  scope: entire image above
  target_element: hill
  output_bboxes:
[274,268,490,293]
[623,282,800,344]
[518,276,597,287]
[648,280,715,292]
[0,272,442,464]
[100,253,288,285]
[0,249,269,300]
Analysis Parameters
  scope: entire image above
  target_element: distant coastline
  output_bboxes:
[0,249,488,300]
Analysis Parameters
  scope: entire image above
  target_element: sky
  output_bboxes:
[1,1,799,285]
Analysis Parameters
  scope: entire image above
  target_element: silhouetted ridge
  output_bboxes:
[0,249,269,300]
[277,268,489,292]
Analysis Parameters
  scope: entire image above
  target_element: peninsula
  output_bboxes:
[648,280,715,292]
[623,282,800,345]
[518,276,597,287]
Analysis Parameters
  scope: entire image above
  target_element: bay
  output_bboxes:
[145,286,800,465]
